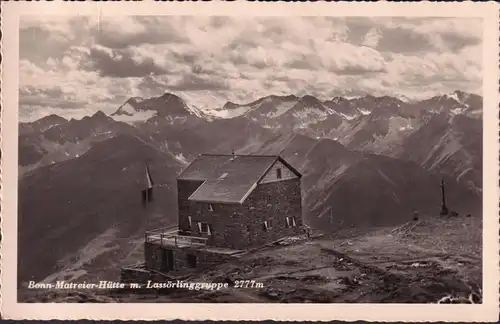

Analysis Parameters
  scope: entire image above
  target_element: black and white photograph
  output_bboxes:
[2,2,499,320]
[16,14,486,304]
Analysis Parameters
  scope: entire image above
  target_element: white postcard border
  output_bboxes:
[1,1,499,321]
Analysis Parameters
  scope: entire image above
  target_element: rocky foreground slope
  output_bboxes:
[20,214,482,303]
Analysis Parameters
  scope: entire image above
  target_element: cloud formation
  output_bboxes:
[19,16,482,121]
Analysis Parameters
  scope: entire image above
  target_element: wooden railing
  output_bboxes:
[145,225,178,236]
[144,226,208,248]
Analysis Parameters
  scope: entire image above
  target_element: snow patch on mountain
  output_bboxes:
[451,107,466,115]
[113,103,137,116]
[206,96,300,120]
[390,117,414,131]
[165,116,189,124]
[130,97,144,103]
[444,91,471,108]
[398,125,413,131]
[456,167,473,182]
[446,92,461,103]
[182,102,205,118]
[206,105,251,119]
[466,109,482,118]
[423,133,462,172]
[358,108,371,116]
[111,110,157,125]
[395,94,413,103]
[292,107,330,126]
[357,116,416,154]
[174,153,189,165]
[339,113,357,121]
[267,101,298,118]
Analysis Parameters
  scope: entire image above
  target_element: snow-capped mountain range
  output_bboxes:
[111,93,209,125]
[108,90,481,127]
[19,89,482,191]
[100,90,482,154]
[20,90,482,161]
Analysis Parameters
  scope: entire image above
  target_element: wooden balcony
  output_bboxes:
[144,226,208,248]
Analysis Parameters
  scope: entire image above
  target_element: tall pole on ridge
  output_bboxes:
[440,179,449,216]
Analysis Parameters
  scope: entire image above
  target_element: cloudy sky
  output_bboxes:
[20,16,482,122]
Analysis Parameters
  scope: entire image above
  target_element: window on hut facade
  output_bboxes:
[198,222,212,235]
[263,219,273,231]
[276,168,282,179]
[286,217,297,228]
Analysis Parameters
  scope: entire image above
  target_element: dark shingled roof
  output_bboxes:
[178,154,301,204]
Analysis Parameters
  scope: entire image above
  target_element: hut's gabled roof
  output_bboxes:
[177,154,301,204]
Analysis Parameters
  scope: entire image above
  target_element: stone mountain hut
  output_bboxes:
[122,153,305,280]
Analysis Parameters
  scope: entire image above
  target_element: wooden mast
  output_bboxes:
[440,179,449,216]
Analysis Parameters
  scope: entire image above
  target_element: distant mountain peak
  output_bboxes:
[129,96,145,103]
[327,96,348,104]
[452,89,467,96]
[112,100,140,117]
[377,95,399,101]
[300,94,321,102]
[295,95,328,111]
[362,94,376,100]
[423,90,479,111]
[18,113,69,136]
[280,94,299,101]
[262,94,298,102]
[444,91,464,103]
[110,91,207,126]
[92,110,108,119]
[394,94,413,103]
[78,110,111,124]
[41,114,67,122]
[222,101,240,110]
[446,90,476,104]
[159,92,182,101]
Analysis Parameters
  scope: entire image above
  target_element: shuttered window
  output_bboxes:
[263,220,273,231]
[198,222,211,235]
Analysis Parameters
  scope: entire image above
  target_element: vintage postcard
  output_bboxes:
[1,1,499,321]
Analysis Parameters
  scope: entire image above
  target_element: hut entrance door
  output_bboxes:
[161,249,174,272]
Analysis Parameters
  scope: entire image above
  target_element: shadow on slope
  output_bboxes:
[398,113,482,193]
[307,153,481,231]
[18,134,183,284]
